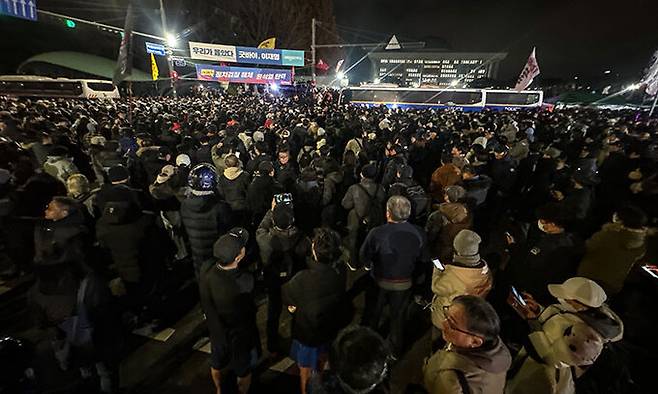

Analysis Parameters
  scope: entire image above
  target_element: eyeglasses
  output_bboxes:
[442,305,484,339]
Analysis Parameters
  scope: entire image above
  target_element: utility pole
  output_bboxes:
[159,0,177,97]
[311,17,316,85]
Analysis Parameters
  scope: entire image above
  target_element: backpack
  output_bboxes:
[356,183,385,231]
[405,184,431,223]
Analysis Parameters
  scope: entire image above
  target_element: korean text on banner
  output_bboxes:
[189,42,237,62]
[189,41,304,67]
[195,65,293,85]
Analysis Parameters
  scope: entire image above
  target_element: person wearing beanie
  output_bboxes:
[341,163,386,268]
[256,201,304,354]
[429,230,493,344]
[95,165,149,214]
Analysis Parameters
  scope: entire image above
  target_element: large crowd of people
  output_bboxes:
[0,87,657,394]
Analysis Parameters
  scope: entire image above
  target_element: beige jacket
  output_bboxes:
[430,263,493,329]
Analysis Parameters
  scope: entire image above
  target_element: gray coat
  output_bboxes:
[341,178,386,230]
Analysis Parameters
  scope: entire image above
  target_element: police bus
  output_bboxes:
[344,86,543,111]
[0,75,120,99]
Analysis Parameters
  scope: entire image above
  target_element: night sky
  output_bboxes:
[334,0,658,81]
[2,0,658,83]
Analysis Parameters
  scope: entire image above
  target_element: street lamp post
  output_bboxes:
[159,0,177,97]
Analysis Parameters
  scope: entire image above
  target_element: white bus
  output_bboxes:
[0,75,120,99]
[345,86,543,111]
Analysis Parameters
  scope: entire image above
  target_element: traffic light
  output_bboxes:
[65,19,76,28]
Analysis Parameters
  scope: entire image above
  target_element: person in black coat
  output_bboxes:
[199,228,259,394]
[246,161,283,226]
[217,154,251,226]
[283,227,347,394]
[274,147,298,192]
[95,165,151,213]
[181,164,233,279]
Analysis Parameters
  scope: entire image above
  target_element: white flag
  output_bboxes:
[643,50,658,96]
[514,48,540,92]
[336,59,345,73]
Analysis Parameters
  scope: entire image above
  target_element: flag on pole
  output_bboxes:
[150,53,159,81]
[316,59,330,71]
[336,59,345,73]
[642,50,658,96]
[514,48,540,92]
[113,1,134,86]
[258,38,276,49]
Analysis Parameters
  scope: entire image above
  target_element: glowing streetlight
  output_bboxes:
[374,77,381,84]
[166,33,178,48]
[604,70,611,74]
[337,71,345,79]
[269,83,279,92]
[449,80,459,87]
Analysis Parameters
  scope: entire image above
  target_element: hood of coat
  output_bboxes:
[224,167,244,181]
[453,337,512,374]
[601,222,646,250]
[439,202,469,223]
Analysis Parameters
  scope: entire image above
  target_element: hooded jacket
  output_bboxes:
[430,260,493,329]
[43,155,79,184]
[217,167,251,211]
[426,203,472,262]
[423,338,512,394]
[577,222,647,295]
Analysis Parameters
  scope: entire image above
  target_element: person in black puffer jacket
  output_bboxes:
[181,164,233,279]
[283,227,348,394]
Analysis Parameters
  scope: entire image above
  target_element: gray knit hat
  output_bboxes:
[453,229,481,260]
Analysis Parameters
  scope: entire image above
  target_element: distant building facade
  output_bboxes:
[368,50,507,87]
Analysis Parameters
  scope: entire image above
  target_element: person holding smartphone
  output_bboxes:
[506,277,624,394]
[430,229,493,349]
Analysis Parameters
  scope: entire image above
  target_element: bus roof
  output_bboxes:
[0,75,113,84]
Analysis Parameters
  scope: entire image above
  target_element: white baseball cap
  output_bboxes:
[548,277,607,308]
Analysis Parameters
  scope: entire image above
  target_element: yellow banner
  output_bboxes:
[258,37,276,49]
[150,53,159,81]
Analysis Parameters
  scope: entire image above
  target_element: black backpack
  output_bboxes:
[405,184,431,222]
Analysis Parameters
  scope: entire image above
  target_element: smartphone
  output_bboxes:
[511,286,527,306]
[641,264,658,279]
[432,258,445,271]
[274,193,293,205]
